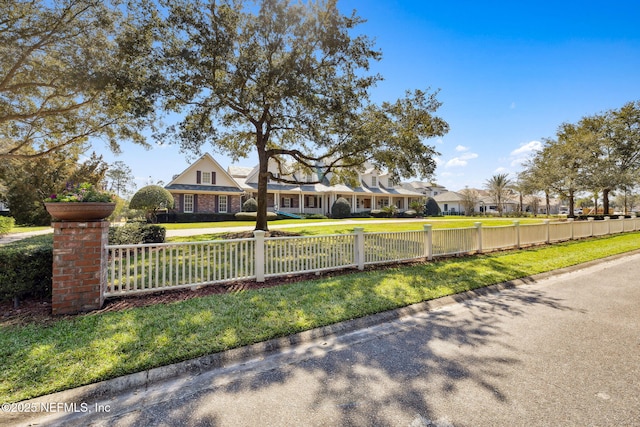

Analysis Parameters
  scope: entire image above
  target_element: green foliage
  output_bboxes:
[425,197,442,216]
[409,200,425,212]
[129,185,174,222]
[242,198,258,212]
[108,223,166,245]
[331,197,352,219]
[3,232,640,402]
[153,0,448,230]
[302,213,328,220]
[0,238,53,303]
[0,151,109,225]
[1,0,157,161]
[381,205,399,217]
[370,209,390,218]
[234,212,278,221]
[47,182,114,203]
[0,216,14,235]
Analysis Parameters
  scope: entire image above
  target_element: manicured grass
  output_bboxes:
[166,217,547,242]
[2,232,639,402]
[5,225,51,234]
[280,218,544,235]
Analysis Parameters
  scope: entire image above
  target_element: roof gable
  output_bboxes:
[166,153,242,191]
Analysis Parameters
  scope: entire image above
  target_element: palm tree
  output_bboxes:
[484,173,512,216]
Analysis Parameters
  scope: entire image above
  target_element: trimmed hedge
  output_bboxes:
[242,198,258,212]
[157,212,237,223]
[108,222,166,245]
[331,197,352,219]
[0,237,53,304]
[234,212,278,221]
[0,216,14,235]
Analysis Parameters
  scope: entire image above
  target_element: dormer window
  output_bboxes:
[202,172,211,184]
[371,176,377,187]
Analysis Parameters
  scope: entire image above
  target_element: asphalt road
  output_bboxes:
[8,253,640,427]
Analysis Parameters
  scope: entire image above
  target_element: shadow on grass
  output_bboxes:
[56,284,580,426]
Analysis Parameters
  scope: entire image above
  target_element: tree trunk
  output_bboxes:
[545,191,550,217]
[568,189,575,218]
[255,143,270,231]
[602,188,610,215]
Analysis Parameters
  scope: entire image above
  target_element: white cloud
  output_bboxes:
[455,144,469,152]
[446,158,468,168]
[494,167,509,173]
[511,140,542,156]
[445,152,478,168]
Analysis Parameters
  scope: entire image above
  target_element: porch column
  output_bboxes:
[299,193,304,214]
[351,194,357,213]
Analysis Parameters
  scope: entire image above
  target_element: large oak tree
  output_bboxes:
[152,0,449,230]
[0,0,158,161]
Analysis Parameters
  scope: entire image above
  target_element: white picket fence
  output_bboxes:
[104,216,640,297]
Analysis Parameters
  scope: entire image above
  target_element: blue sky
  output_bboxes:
[92,0,640,192]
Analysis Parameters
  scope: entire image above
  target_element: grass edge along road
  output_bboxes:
[2,232,640,403]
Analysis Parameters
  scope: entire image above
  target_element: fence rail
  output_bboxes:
[105,216,640,297]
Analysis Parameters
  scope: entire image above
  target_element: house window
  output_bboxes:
[202,172,211,184]
[308,196,315,208]
[184,194,194,213]
[371,176,377,187]
[218,195,228,213]
[283,197,291,208]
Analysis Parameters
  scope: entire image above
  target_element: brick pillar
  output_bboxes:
[52,220,109,315]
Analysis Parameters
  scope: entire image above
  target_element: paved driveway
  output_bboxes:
[9,254,640,427]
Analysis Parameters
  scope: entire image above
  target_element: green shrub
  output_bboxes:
[234,212,279,221]
[331,197,352,219]
[0,238,52,304]
[109,222,166,245]
[425,197,442,216]
[302,213,328,219]
[129,185,174,222]
[382,205,399,217]
[242,197,258,212]
[370,209,389,218]
[157,212,237,223]
[0,216,15,235]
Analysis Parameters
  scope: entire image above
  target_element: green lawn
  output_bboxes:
[2,232,639,403]
[166,217,547,242]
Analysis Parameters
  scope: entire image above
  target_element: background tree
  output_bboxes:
[0,148,108,225]
[153,0,448,230]
[459,188,480,215]
[129,185,174,223]
[1,0,158,161]
[484,173,512,217]
[106,161,136,198]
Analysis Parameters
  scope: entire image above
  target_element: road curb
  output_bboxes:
[10,250,640,416]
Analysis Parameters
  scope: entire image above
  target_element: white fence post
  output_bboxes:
[588,217,594,236]
[568,217,574,240]
[354,227,365,270]
[604,216,610,235]
[544,219,550,243]
[423,224,433,261]
[253,230,265,282]
[475,222,483,253]
[513,220,520,248]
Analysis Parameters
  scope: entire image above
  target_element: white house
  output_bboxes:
[165,155,425,216]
